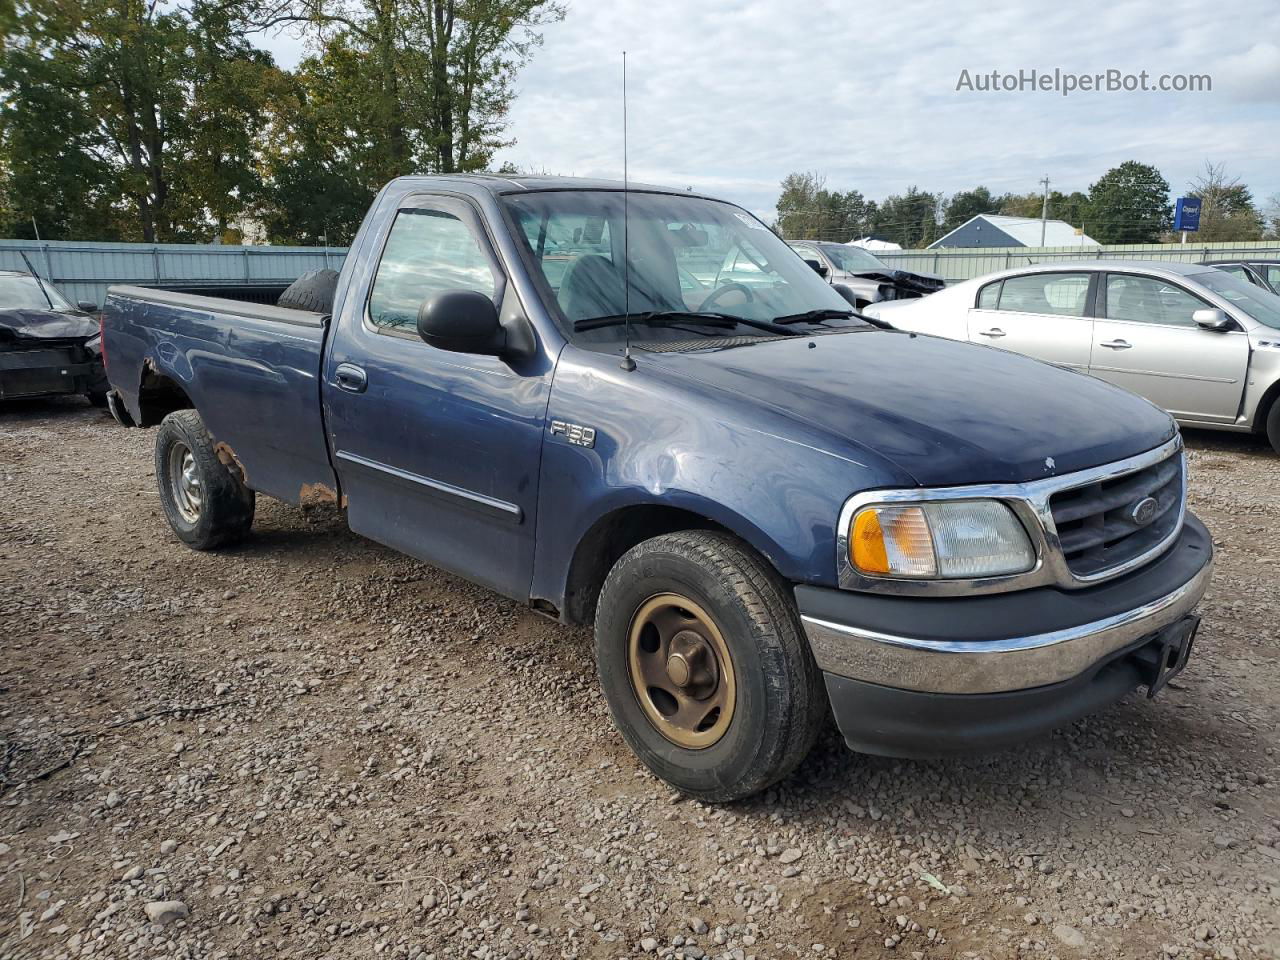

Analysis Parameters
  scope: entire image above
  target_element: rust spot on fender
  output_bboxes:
[299,482,339,509]
[214,442,249,484]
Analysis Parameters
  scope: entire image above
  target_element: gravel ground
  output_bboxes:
[1,398,1278,960]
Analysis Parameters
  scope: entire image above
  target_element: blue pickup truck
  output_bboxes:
[103,175,1213,801]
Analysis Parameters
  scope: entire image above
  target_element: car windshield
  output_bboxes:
[1189,270,1280,330]
[0,274,72,311]
[503,190,860,344]
[819,244,887,272]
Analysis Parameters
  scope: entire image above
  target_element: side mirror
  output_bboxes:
[78,300,99,312]
[417,290,505,355]
[804,258,829,279]
[1193,308,1233,331]
[832,283,862,309]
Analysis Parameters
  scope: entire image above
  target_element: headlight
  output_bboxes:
[849,500,1035,579]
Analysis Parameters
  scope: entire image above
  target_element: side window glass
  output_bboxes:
[996,273,1090,317]
[1264,265,1280,290]
[368,208,497,331]
[1105,275,1204,327]
[976,280,1001,309]
[1218,265,1251,282]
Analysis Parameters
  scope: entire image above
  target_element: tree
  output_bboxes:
[1084,161,1171,244]
[943,187,998,232]
[0,0,281,241]
[1265,194,1280,241]
[1186,161,1264,242]
[774,172,876,241]
[872,187,942,247]
[246,0,565,175]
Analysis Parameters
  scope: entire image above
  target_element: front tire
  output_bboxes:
[154,410,255,550]
[594,531,826,802]
[1266,400,1280,455]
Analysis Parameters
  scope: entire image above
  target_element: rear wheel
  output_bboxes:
[154,409,254,550]
[594,531,826,802]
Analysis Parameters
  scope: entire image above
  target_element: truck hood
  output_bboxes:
[640,328,1177,486]
[0,308,98,344]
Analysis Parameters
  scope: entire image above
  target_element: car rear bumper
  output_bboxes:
[796,513,1213,756]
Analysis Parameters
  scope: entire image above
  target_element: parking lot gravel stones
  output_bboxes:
[1,399,1278,959]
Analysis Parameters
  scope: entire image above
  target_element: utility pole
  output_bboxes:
[1039,175,1050,247]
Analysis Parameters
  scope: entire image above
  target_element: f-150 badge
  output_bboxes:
[550,420,596,448]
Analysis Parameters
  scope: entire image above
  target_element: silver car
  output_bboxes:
[865,261,1280,453]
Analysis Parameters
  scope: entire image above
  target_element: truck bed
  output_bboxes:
[104,285,339,506]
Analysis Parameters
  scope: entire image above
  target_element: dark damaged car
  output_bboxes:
[0,271,108,405]
[788,240,944,309]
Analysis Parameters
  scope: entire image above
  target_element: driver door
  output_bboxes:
[323,194,554,600]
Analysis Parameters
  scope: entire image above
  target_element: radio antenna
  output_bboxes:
[619,50,636,372]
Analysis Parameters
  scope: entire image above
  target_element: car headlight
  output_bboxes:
[848,500,1035,579]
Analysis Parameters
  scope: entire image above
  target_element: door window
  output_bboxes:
[1104,274,1205,327]
[368,208,498,331]
[1265,265,1280,291]
[976,280,1001,309]
[995,273,1090,317]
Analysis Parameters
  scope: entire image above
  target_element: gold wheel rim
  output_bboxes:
[626,593,737,749]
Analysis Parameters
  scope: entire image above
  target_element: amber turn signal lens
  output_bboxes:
[851,509,890,573]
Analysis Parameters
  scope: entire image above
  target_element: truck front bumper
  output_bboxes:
[796,513,1213,757]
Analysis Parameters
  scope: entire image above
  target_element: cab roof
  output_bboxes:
[388,173,715,201]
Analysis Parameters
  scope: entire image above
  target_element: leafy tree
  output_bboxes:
[1186,161,1264,242]
[0,0,280,241]
[774,171,876,241]
[1084,161,1171,243]
[1264,194,1280,241]
[257,36,405,243]
[871,187,942,247]
[943,187,998,232]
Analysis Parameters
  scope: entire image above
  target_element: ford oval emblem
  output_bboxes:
[1130,496,1158,527]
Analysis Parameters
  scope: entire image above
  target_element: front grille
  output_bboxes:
[1049,449,1184,579]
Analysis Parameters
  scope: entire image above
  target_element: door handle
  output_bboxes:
[978,327,1006,338]
[334,363,368,393]
[1099,339,1132,350]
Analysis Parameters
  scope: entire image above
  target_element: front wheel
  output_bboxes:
[1266,400,1280,455]
[594,531,826,802]
[154,409,255,550]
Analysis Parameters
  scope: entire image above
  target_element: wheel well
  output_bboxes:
[561,505,731,626]
[1252,379,1280,433]
[137,365,193,427]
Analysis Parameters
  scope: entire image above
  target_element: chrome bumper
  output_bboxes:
[800,552,1213,695]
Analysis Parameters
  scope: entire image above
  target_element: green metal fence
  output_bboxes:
[868,240,1280,285]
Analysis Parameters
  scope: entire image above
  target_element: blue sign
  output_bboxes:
[1175,197,1201,232]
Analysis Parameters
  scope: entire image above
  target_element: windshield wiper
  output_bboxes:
[773,307,894,330]
[573,311,796,336]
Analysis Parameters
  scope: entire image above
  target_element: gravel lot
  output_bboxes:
[2,398,1278,960]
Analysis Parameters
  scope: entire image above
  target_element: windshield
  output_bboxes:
[503,191,859,344]
[1189,270,1280,330]
[819,244,887,272]
[0,274,73,311]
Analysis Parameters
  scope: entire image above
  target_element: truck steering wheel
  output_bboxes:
[699,281,755,312]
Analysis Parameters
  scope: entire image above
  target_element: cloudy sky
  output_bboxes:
[259,0,1279,219]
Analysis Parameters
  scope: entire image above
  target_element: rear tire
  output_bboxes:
[277,268,339,314]
[1267,400,1280,455]
[154,409,255,550]
[594,530,826,802]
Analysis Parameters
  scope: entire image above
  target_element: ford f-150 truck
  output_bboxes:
[103,175,1213,802]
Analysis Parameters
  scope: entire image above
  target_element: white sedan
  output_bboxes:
[863,260,1280,452]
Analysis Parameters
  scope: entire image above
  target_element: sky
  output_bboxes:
[255,0,1280,221]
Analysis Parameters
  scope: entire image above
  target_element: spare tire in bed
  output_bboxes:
[277,268,340,314]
